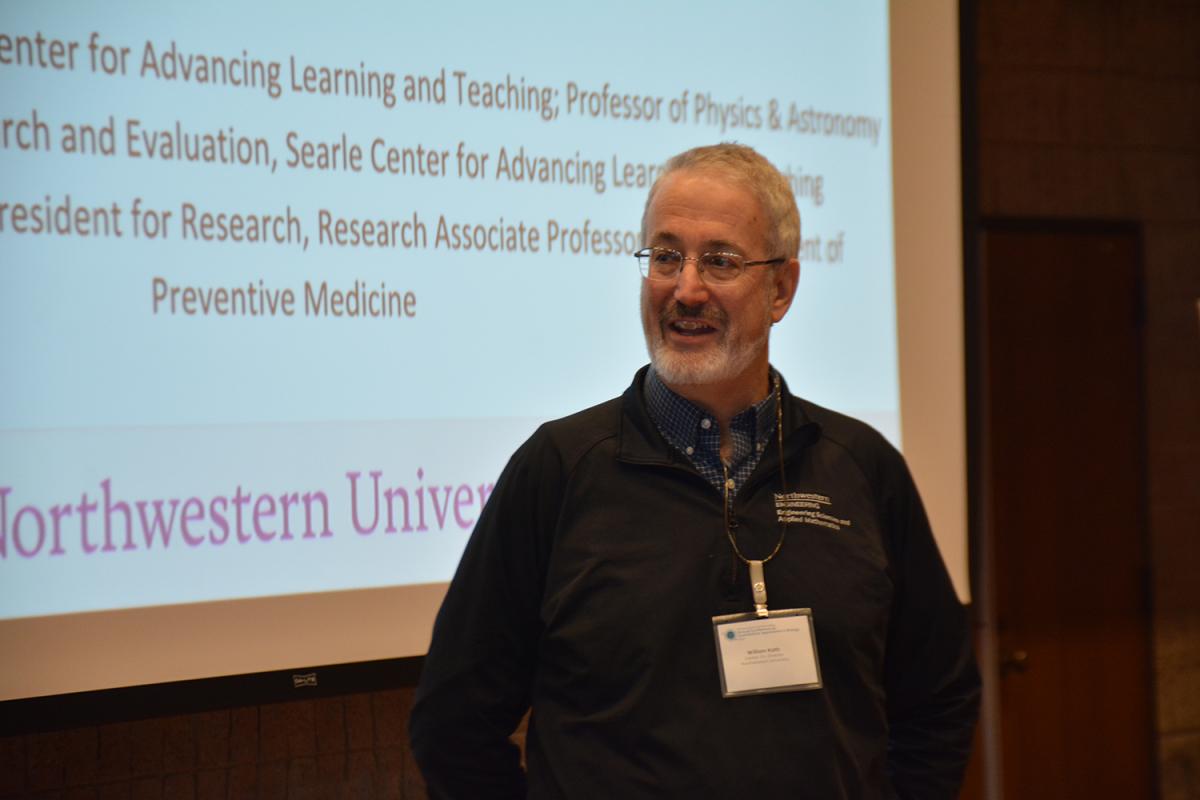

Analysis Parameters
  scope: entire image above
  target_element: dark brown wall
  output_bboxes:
[974,1,1200,798]
[0,692,426,800]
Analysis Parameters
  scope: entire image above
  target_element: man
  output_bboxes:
[410,143,979,799]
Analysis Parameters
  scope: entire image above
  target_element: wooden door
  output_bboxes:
[976,223,1153,798]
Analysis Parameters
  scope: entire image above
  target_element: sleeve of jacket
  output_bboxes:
[408,426,565,799]
[876,443,981,800]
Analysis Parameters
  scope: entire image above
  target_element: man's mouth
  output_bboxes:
[661,304,723,339]
[668,318,717,336]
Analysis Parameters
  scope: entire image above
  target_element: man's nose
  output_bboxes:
[673,260,710,306]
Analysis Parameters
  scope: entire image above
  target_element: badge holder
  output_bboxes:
[711,560,823,697]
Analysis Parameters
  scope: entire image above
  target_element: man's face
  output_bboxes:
[640,169,795,389]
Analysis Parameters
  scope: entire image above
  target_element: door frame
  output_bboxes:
[965,216,1157,798]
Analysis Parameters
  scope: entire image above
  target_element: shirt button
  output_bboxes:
[757,442,766,451]
[725,478,736,490]
[685,446,695,455]
[700,418,712,430]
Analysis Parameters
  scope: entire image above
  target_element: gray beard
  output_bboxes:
[645,322,769,386]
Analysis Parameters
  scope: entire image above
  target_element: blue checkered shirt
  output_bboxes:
[643,367,777,494]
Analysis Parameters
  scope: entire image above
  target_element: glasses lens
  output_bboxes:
[699,252,744,282]
[640,248,682,279]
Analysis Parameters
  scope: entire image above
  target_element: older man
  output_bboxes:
[410,143,979,799]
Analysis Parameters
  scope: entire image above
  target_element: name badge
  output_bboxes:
[711,609,822,697]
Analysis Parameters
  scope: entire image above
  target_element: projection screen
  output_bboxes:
[0,0,966,700]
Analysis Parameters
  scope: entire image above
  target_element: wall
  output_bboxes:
[974,1,1200,797]
[0,692,425,800]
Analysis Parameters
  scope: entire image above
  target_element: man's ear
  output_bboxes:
[770,258,801,323]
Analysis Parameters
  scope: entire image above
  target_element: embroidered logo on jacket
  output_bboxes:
[774,492,852,531]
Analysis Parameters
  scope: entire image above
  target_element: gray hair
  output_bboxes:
[641,143,800,259]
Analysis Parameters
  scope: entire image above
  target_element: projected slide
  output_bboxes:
[1,1,894,621]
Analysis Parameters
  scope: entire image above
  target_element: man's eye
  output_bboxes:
[704,254,739,270]
[653,250,682,264]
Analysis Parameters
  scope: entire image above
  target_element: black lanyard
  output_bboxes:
[721,374,789,617]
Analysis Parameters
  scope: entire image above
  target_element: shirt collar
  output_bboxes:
[643,366,777,461]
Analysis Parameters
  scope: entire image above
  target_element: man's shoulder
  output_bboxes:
[542,393,624,431]
[789,394,905,477]
[525,394,626,468]
[793,395,892,448]
[788,395,924,536]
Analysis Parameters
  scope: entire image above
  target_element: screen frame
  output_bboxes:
[0,0,968,708]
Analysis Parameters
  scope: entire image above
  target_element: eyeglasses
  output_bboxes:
[634,247,785,284]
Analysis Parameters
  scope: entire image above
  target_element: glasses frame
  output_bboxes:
[634,247,786,283]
